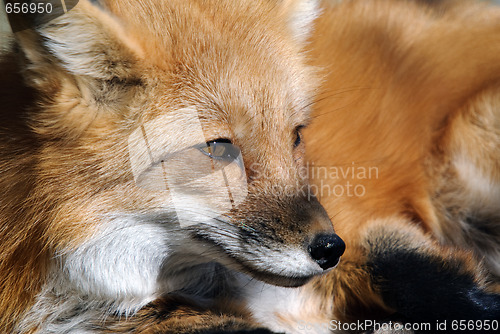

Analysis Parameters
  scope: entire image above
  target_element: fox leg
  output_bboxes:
[364,219,500,324]
[310,218,499,333]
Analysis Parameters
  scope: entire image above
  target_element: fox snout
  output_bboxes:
[308,234,345,270]
[181,190,345,286]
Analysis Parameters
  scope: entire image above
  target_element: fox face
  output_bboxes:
[0,0,344,330]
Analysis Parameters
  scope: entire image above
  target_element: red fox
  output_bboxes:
[0,0,345,332]
[0,0,499,333]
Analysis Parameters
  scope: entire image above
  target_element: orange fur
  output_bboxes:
[304,0,500,323]
[2,0,500,332]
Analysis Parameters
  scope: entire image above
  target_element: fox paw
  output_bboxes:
[364,223,500,323]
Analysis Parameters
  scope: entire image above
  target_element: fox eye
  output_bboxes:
[199,139,238,161]
[293,126,305,148]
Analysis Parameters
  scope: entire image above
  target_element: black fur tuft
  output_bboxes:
[365,228,500,328]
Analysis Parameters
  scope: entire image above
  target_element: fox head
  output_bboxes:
[4,0,344,313]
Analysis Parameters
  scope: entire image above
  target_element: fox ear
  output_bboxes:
[13,0,143,89]
[279,0,321,44]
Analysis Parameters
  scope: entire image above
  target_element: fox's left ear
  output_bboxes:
[279,0,321,44]
[11,0,144,99]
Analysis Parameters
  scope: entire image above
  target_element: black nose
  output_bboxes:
[308,234,345,270]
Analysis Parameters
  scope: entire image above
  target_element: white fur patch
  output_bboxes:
[239,244,324,277]
[288,0,321,43]
[61,216,170,313]
[453,157,500,213]
[239,274,330,334]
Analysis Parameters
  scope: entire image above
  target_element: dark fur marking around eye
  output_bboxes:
[293,126,305,148]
